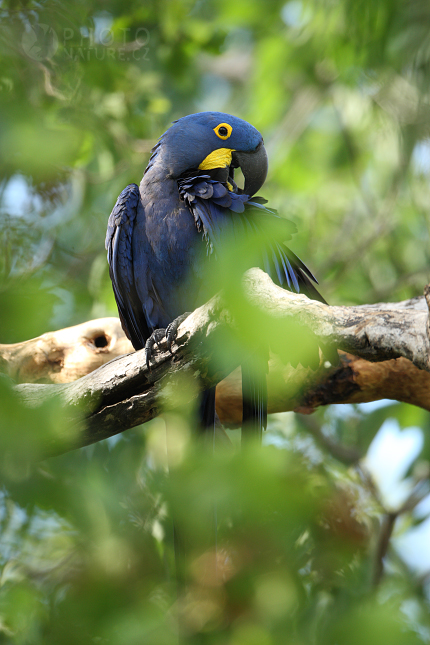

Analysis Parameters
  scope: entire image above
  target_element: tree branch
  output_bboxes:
[1,269,429,455]
[0,317,134,383]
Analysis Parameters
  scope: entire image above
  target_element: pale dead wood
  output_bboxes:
[241,270,430,371]
[0,318,134,383]
[1,269,429,455]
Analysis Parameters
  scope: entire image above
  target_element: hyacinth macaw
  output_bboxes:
[106,112,324,442]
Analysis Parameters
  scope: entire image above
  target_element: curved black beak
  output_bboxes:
[232,141,268,197]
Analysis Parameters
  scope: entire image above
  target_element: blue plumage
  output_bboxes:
[106,111,323,424]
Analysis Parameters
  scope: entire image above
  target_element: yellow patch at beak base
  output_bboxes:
[198,148,235,170]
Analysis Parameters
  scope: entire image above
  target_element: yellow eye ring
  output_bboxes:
[214,122,232,140]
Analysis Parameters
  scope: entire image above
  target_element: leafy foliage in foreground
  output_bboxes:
[0,422,426,645]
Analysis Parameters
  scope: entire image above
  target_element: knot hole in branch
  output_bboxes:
[88,333,110,351]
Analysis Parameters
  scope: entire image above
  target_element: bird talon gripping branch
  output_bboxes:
[144,328,166,369]
[165,312,191,353]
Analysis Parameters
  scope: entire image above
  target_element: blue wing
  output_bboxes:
[105,184,151,350]
[178,175,326,303]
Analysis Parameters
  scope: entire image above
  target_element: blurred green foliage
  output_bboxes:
[1,0,430,642]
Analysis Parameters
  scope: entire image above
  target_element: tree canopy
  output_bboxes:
[1,0,430,643]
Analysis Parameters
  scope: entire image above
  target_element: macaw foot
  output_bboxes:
[144,328,166,369]
[144,313,191,370]
[165,312,190,353]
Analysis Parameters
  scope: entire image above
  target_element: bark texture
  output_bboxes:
[1,269,429,454]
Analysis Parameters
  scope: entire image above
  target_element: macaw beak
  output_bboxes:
[231,141,268,197]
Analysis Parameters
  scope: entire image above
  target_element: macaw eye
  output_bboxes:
[214,123,232,140]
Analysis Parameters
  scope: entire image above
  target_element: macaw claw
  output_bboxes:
[165,312,190,353]
[144,328,166,369]
[144,312,190,369]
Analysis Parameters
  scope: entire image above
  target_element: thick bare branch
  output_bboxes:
[2,269,429,455]
[242,270,430,370]
[0,318,133,383]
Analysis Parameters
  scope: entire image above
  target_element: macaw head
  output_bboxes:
[154,111,268,197]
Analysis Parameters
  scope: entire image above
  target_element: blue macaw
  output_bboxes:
[106,112,324,441]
